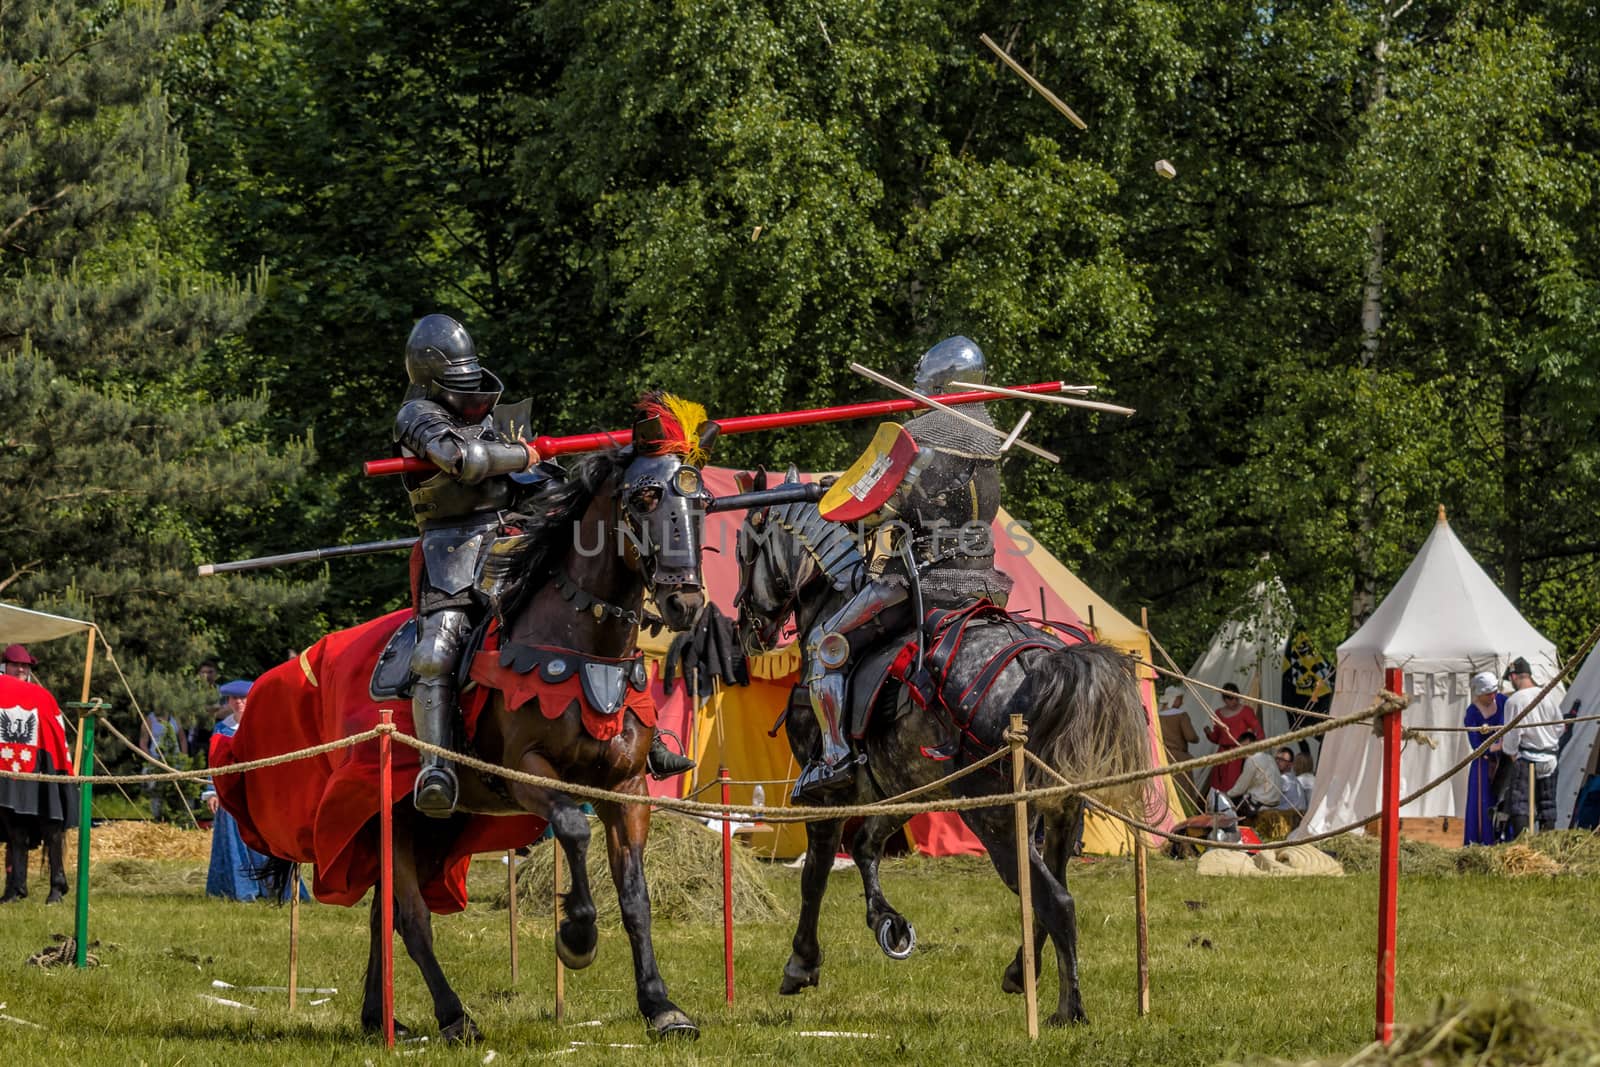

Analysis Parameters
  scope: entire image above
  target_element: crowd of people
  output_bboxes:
[1159,653,1576,845]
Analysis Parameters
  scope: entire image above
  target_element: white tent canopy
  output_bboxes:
[1296,512,1562,837]
[1555,648,1600,829]
[0,602,94,645]
[1182,578,1293,752]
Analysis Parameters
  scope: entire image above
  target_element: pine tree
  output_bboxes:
[0,0,323,744]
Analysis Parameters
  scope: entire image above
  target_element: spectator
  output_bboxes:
[138,707,189,822]
[1158,689,1202,811]
[1,644,39,684]
[1223,730,1282,819]
[1292,751,1316,799]
[1204,683,1262,795]
[1501,656,1563,836]
[188,657,222,760]
[201,679,277,901]
[1462,670,1505,845]
[1275,747,1308,811]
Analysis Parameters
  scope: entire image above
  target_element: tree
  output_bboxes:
[0,0,322,732]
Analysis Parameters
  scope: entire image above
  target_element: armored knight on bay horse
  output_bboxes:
[395,314,693,816]
[793,335,1013,801]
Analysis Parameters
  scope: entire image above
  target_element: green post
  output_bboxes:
[75,713,96,969]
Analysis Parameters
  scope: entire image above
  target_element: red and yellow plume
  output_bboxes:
[634,391,711,465]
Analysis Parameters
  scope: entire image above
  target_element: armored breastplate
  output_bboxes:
[903,407,1002,560]
[396,402,514,525]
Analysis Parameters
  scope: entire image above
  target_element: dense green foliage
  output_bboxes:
[5,0,1599,725]
[0,0,323,728]
[10,846,1600,1063]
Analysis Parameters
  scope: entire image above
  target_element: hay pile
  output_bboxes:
[1315,831,1600,878]
[496,812,782,924]
[1329,996,1600,1066]
[90,858,207,894]
[65,820,212,862]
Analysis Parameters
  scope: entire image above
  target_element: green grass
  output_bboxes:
[4,844,1600,1064]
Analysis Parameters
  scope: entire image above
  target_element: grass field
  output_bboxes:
[4,830,1600,1065]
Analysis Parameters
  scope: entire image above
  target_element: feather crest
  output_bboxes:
[636,390,710,465]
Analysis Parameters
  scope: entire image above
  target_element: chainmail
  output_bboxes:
[905,404,1002,460]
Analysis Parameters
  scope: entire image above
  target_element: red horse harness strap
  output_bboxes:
[469,642,657,743]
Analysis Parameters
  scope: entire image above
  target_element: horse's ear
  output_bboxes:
[734,470,755,493]
[784,464,799,484]
[698,421,721,456]
[754,466,768,492]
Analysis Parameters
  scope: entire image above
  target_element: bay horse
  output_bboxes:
[239,397,717,1042]
[734,481,1154,1025]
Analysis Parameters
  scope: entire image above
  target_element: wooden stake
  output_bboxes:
[721,766,735,1005]
[508,850,520,984]
[288,865,302,1011]
[979,33,1089,130]
[1008,713,1039,1039]
[553,844,566,1023]
[1134,836,1150,1017]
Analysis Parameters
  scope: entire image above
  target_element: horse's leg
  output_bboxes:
[391,821,479,1042]
[851,814,916,959]
[962,803,1088,1026]
[1,820,24,902]
[593,789,697,1038]
[360,892,415,1039]
[781,817,844,994]
[1002,801,1080,997]
[44,820,67,904]
[506,754,599,970]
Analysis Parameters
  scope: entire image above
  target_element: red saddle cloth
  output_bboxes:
[214,609,548,914]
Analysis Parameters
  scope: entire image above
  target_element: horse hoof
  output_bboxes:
[875,915,915,960]
[1047,1009,1089,1028]
[555,919,598,970]
[45,891,64,905]
[364,1019,414,1038]
[779,959,819,995]
[442,1015,482,1044]
[648,1009,698,1040]
[1001,961,1025,996]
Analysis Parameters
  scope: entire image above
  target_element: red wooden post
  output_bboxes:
[378,709,396,1048]
[720,766,734,1004]
[1376,668,1403,1044]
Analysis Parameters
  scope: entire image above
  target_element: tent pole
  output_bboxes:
[1135,833,1150,1017]
[1376,668,1402,1043]
[71,631,97,774]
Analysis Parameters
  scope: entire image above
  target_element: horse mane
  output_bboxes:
[498,448,629,618]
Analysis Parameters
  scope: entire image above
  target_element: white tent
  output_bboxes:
[1181,578,1294,752]
[1555,648,1600,829]
[1295,512,1562,838]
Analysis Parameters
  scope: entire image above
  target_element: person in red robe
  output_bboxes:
[1204,684,1262,795]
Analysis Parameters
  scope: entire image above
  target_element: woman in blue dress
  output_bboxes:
[200,679,305,901]
[1463,670,1506,846]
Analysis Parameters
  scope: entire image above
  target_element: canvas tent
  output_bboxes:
[640,467,1182,858]
[1295,511,1562,838]
[1180,578,1294,751]
[0,602,98,702]
[1555,647,1600,829]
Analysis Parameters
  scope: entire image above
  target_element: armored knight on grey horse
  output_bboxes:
[792,336,1013,802]
[395,314,693,816]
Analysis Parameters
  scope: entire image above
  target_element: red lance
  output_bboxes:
[362,380,1069,477]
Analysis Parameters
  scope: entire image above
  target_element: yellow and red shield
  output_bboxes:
[819,423,920,523]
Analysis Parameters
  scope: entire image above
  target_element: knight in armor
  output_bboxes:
[397,315,695,817]
[793,336,1013,802]
[396,314,542,816]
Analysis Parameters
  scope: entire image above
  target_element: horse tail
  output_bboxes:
[251,857,300,906]
[1021,642,1155,820]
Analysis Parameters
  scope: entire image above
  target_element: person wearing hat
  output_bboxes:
[1462,670,1506,845]
[1,644,38,684]
[200,679,279,901]
[1500,656,1564,835]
